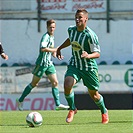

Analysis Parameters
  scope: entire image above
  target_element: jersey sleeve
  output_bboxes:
[40,34,49,48]
[67,26,76,41]
[67,26,72,37]
[89,31,100,53]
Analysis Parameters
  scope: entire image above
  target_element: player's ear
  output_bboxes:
[85,17,88,22]
[85,19,87,22]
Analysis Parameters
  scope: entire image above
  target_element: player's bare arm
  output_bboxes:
[41,47,57,53]
[57,38,71,60]
[81,51,100,59]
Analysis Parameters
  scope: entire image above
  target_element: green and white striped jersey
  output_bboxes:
[68,26,100,71]
[35,32,54,67]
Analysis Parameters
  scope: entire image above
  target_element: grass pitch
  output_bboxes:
[0,110,132,133]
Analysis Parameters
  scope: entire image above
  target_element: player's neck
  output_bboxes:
[48,32,54,36]
[77,26,86,32]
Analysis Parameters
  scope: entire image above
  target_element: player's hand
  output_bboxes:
[81,51,89,59]
[56,48,64,60]
[52,51,56,58]
[52,46,59,58]
[4,55,8,60]
[1,53,8,60]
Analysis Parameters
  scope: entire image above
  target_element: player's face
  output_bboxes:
[75,12,88,29]
[47,23,56,36]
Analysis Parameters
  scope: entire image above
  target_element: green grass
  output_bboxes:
[0,110,132,133]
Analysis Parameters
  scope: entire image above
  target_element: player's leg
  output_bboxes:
[16,65,42,111]
[64,76,76,110]
[82,69,109,124]
[46,65,69,110]
[47,73,60,105]
[88,89,109,124]
[19,75,40,102]
[16,75,41,111]
[64,66,80,123]
[64,76,77,123]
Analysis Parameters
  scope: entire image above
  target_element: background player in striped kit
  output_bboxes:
[16,19,69,111]
[57,9,109,124]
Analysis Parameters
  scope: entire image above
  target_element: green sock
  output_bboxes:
[19,84,33,102]
[65,92,76,110]
[52,88,60,106]
[95,95,107,114]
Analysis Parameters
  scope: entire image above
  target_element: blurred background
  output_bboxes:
[0,0,132,110]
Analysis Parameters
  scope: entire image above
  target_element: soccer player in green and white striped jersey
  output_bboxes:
[57,9,109,124]
[16,19,69,111]
[68,25,99,71]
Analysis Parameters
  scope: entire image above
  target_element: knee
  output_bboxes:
[89,91,100,101]
[64,82,72,90]
[64,82,73,94]
[52,80,58,87]
[30,82,37,88]
[93,94,100,101]
[64,77,76,94]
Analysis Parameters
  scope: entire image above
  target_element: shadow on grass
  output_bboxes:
[0,120,132,127]
[43,120,132,125]
[0,124,26,127]
[108,120,132,124]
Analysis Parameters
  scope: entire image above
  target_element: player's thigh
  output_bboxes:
[31,75,41,87]
[46,65,58,86]
[65,76,76,88]
[65,66,81,88]
[47,73,58,87]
